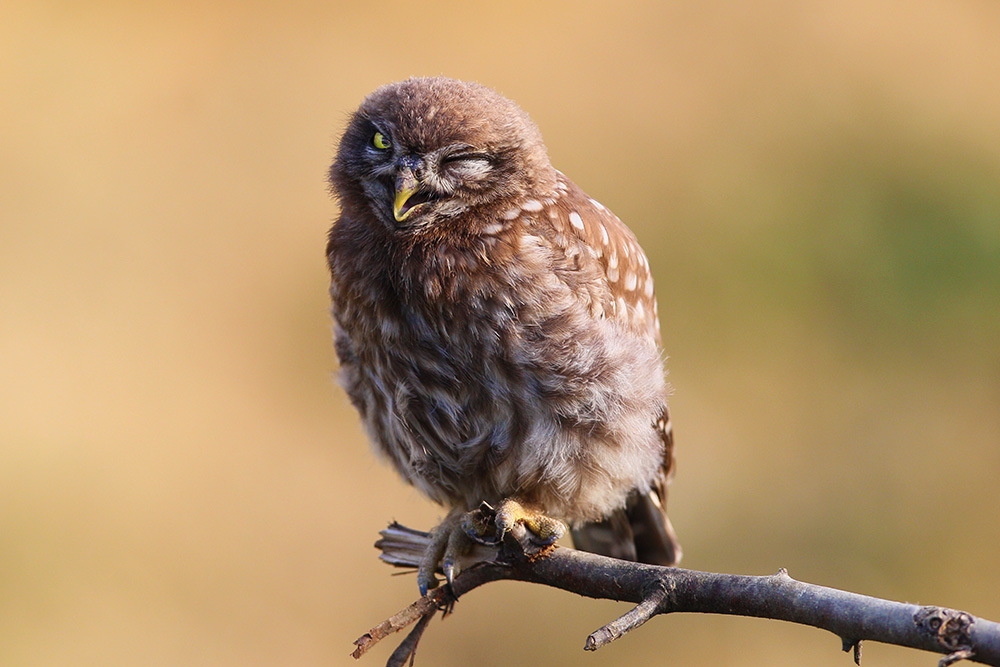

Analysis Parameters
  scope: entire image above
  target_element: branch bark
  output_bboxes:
[353,522,1000,667]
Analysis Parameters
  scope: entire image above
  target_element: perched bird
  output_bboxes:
[327,77,680,594]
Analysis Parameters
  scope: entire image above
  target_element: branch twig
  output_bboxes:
[353,521,1000,667]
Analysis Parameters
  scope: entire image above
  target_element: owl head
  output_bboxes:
[330,77,557,232]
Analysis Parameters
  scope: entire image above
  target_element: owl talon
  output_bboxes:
[417,539,445,596]
[461,502,502,545]
[416,500,567,591]
[417,510,476,594]
[494,498,566,547]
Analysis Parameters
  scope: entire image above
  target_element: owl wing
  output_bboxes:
[539,175,663,344]
[543,173,681,566]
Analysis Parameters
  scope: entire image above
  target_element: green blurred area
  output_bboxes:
[1,2,998,665]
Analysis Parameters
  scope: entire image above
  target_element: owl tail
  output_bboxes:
[570,488,682,566]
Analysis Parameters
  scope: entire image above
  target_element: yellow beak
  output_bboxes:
[393,182,419,222]
[393,164,421,222]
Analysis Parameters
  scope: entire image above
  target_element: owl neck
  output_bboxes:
[394,225,515,308]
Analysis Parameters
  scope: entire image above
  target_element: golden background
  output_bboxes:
[3,2,999,665]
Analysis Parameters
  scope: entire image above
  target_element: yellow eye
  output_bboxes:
[372,131,391,150]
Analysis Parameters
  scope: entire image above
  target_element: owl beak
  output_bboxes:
[393,177,420,222]
[392,160,424,222]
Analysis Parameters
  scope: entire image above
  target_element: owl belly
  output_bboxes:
[340,304,667,525]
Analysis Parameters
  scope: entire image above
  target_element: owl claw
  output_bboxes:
[417,510,475,594]
[442,558,456,586]
[416,500,565,593]
[461,502,502,545]
[417,536,445,596]
[493,498,566,546]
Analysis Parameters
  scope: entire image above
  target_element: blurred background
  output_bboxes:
[2,1,999,665]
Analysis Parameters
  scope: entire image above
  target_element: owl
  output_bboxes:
[328,77,680,595]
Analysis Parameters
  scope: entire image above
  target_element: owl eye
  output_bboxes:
[372,131,391,151]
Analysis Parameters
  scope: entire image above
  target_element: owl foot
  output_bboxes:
[416,500,566,595]
[417,509,474,596]
[463,499,566,548]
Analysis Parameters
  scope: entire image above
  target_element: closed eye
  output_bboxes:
[441,152,492,166]
[441,153,494,182]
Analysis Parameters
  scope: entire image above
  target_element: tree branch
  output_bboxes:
[353,521,1000,667]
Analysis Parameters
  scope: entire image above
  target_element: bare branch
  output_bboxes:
[585,585,667,650]
[354,521,1000,666]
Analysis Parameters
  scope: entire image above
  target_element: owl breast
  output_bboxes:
[329,194,667,524]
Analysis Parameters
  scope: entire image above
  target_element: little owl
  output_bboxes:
[327,77,681,594]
